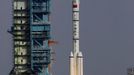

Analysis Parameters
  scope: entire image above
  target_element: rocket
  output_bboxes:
[70,0,83,75]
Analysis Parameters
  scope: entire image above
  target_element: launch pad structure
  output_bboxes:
[9,0,53,75]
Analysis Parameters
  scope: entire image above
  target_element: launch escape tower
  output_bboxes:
[9,0,52,75]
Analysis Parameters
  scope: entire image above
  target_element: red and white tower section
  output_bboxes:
[70,0,83,75]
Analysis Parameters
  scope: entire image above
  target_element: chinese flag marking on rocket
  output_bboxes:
[73,4,77,8]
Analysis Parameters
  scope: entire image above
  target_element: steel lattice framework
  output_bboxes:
[9,0,52,75]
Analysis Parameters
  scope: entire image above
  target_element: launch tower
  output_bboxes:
[9,0,52,75]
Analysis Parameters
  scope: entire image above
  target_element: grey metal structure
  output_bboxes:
[9,0,52,75]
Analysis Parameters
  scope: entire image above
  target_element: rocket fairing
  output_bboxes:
[70,0,83,75]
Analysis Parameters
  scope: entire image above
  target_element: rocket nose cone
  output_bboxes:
[78,51,83,56]
[70,51,74,56]
[73,0,80,3]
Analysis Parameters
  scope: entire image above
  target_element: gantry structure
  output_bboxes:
[9,0,52,75]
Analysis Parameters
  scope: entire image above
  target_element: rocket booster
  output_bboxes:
[70,0,83,75]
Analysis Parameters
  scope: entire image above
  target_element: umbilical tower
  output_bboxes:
[9,0,52,75]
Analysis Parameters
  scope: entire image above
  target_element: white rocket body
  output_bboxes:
[70,0,83,75]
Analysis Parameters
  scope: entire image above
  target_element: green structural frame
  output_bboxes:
[30,0,51,75]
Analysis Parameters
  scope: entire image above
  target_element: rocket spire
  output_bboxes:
[70,0,83,75]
